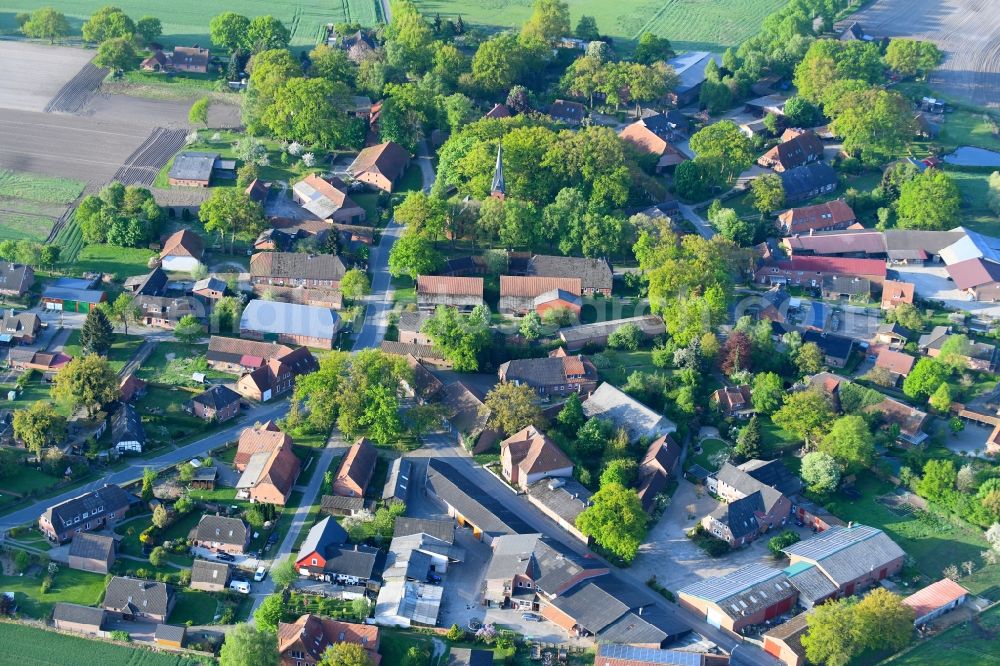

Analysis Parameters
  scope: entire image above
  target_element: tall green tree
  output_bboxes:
[319,642,374,666]
[108,292,139,335]
[95,37,137,75]
[801,451,840,494]
[82,5,135,44]
[340,269,371,301]
[818,415,874,471]
[385,0,435,74]
[421,305,490,372]
[174,315,203,344]
[751,174,784,214]
[884,38,942,77]
[209,12,250,53]
[134,16,161,44]
[897,169,961,231]
[51,355,119,418]
[188,97,210,127]
[575,15,600,41]
[262,77,361,149]
[245,15,290,53]
[576,483,646,562]
[254,593,284,631]
[829,88,914,164]
[521,0,570,43]
[21,7,70,43]
[802,597,861,666]
[481,382,542,436]
[773,389,835,447]
[219,624,279,666]
[633,33,674,64]
[902,358,949,400]
[688,121,755,180]
[80,307,114,356]
[751,372,783,415]
[12,402,67,455]
[199,188,266,253]
[388,233,442,280]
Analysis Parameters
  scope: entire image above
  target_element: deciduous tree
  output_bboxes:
[319,643,374,666]
[802,597,861,666]
[245,15,290,53]
[854,589,915,653]
[751,174,784,214]
[82,5,135,44]
[340,269,371,301]
[188,97,210,127]
[521,0,570,44]
[262,77,361,149]
[819,415,874,471]
[884,38,942,78]
[387,233,442,279]
[481,382,542,436]
[199,188,266,253]
[773,389,835,447]
[21,7,70,43]
[95,37,137,75]
[12,402,67,455]
[219,623,278,666]
[801,451,841,493]
[51,354,120,417]
[210,12,250,53]
[751,372,783,415]
[902,357,949,400]
[897,169,961,231]
[134,16,161,45]
[576,483,646,562]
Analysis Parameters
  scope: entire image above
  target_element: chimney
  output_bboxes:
[848,521,854,528]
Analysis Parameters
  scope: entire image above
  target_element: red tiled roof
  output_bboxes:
[236,422,291,468]
[160,229,204,259]
[775,256,887,278]
[416,275,484,297]
[778,200,858,235]
[946,258,1000,290]
[501,425,572,477]
[335,438,377,495]
[882,279,915,305]
[902,578,967,620]
[876,349,915,376]
[349,141,409,181]
[500,276,581,298]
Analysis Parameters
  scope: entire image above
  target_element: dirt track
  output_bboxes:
[842,0,1000,108]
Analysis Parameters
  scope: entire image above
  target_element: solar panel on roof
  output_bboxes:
[596,643,702,665]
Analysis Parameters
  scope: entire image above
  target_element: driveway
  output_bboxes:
[249,429,351,617]
[634,479,819,592]
[352,138,435,351]
[895,264,1000,318]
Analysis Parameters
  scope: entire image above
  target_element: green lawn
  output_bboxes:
[378,629,438,666]
[394,163,424,193]
[64,244,156,279]
[0,568,107,619]
[759,418,800,456]
[0,622,205,665]
[0,1,382,48]
[0,465,63,496]
[168,589,219,626]
[821,473,1000,599]
[62,330,145,374]
[688,437,730,472]
[593,349,659,384]
[413,0,786,51]
[883,603,1000,666]
[124,69,222,93]
[136,342,232,387]
[133,384,224,446]
[945,167,1000,237]
[936,107,1000,153]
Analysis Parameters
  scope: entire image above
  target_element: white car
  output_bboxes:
[253,566,267,582]
[229,580,251,594]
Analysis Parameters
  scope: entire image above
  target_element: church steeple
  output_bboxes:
[490,139,505,200]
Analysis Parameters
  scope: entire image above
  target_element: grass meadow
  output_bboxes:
[0,621,207,665]
[414,0,788,51]
[0,169,84,243]
[0,0,383,49]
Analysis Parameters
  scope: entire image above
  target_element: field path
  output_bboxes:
[840,0,1000,108]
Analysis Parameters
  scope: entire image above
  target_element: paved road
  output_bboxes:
[0,400,290,531]
[352,138,435,351]
[680,202,715,239]
[405,433,781,665]
[249,430,351,616]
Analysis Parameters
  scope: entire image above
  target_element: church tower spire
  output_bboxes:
[490,139,505,200]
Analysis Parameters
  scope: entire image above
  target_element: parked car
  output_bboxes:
[426,573,442,584]
[254,566,267,582]
[521,612,541,622]
[229,580,250,594]
[216,552,236,562]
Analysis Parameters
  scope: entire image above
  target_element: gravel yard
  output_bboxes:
[841,0,1000,108]
[0,42,94,113]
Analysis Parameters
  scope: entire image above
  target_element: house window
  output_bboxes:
[312,558,318,566]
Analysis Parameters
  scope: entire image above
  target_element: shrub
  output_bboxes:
[768,530,801,557]
[110,630,130,642]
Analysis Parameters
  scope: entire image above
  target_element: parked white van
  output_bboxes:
[229,580,250,594]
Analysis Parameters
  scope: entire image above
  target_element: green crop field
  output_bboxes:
[414,0,789,51]
[884,604,1000,666]
[0,622,207,665]
[0,0,383,48]
[0,170,84,243]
